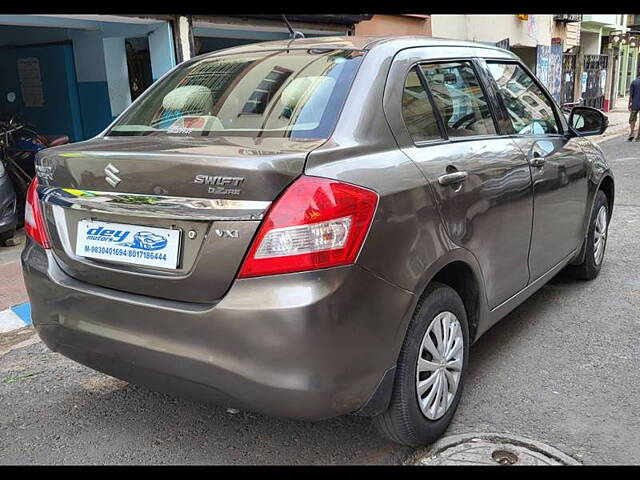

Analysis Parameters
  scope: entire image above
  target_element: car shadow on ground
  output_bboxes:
[5,339,411,464]
[55,380,411,464]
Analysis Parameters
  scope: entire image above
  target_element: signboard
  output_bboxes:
[17,57,44,107]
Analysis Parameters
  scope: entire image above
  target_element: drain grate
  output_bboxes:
[411,433,581,466]
[491,449,519,465]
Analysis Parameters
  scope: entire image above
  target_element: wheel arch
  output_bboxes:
[571,172,615,266]
[427,260,482,344]
[598,174,615,217]
[355,251,486,417]
[411,248,487,345]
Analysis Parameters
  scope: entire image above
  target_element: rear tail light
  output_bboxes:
[25,177,51,249]
[238,175,378,278]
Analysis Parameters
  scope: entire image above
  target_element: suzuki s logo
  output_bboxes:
[104,163,121,188]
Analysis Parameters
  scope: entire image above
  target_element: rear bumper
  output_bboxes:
[22,240,414,420]
[0,175,17,234]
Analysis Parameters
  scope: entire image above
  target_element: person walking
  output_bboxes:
[628,73,640,141]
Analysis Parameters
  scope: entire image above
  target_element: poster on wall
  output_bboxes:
[600,70,607,90]
[581,72,588,94]
[527,15,537,40]
[17,57,44,108]
[536,45,550,90]
[548,43,563,103]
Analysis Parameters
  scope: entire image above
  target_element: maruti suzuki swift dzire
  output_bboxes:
[22,36,614,446]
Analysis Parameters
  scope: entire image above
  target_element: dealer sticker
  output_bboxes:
[75,220,181,269]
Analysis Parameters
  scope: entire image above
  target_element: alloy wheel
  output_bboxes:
[415,311,464,420]
[594,205,608,266]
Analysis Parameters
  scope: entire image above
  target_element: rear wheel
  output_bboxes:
[566,190,609,280]
[373,282,469,446]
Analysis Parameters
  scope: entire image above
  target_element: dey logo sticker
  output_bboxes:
[120,232,168,251]
[85,226,168,251]
[86,226,130,243]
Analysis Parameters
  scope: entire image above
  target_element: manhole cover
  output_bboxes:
[411,432,581,466]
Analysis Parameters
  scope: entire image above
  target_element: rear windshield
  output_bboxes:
[108,48,365,139]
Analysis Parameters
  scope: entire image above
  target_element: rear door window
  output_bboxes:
[419,61,497,138]
[401,68,442,142]
[486,62,560,135]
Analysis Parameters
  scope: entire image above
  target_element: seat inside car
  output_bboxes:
[161,85,224,131]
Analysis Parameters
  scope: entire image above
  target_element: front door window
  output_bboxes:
[486,62,560,135]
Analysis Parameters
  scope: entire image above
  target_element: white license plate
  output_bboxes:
[75,220,181,269]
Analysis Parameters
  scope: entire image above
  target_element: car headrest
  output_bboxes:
[162,85,213,114]
[280,76,334,109]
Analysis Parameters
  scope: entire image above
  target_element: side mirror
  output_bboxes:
[6,91,16,103]
[568,106,608,137]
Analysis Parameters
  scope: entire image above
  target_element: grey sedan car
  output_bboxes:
[21,36,614,446]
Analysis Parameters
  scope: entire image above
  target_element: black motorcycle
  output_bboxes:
[0,148,18,247]
[0,116,69,229]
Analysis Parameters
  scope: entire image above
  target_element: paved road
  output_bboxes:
[1,135,638,464]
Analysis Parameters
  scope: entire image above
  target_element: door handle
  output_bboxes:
[438,171,468,186]
[530,153,546,168]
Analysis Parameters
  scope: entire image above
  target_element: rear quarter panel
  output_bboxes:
[305,43,491,344]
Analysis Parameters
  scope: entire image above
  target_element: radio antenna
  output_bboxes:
[282,15,305,39]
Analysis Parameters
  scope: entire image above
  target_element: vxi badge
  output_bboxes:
[193,174,245,195]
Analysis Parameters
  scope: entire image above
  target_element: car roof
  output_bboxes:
[194,35,516,60]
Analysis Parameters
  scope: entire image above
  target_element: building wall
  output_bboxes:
[510,46,537,70]
[0,43,84,141]
[354,14,431,36]
[0,15,183,141]
[0,25,72,46]
[581,31,601,55]
[581,14,631,105]
[103,37,131,118]
[550,20,581,50]
[583,15,625,27]
[431,15,582,51]
[565,22,581,49]
[69,30,113,138]
[431,14,552,47]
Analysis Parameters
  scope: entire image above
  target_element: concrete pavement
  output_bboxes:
[593,107,631,144]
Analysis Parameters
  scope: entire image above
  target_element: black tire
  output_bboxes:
[565,190,609,280]
[373,282,469,446]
